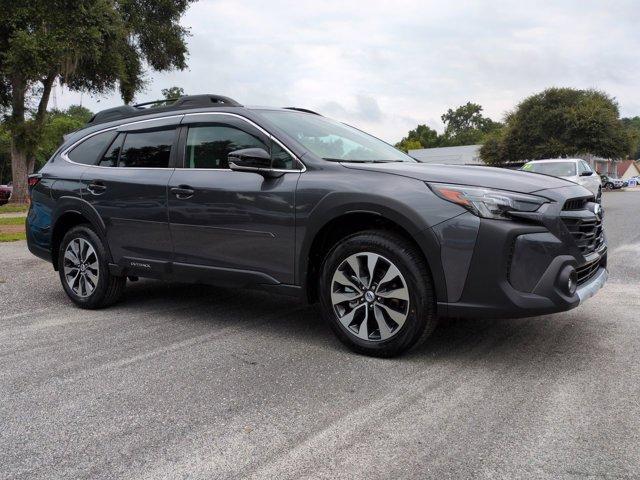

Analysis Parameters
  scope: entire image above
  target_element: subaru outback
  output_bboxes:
[26,95,608,357]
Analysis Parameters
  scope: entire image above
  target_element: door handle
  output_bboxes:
[171,185,195,199]
[87,181,107,195]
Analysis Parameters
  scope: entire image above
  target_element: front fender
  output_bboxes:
[295,189,452,305]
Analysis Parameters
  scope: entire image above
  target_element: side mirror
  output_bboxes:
[228,148,283,178]
[580,170,593,177]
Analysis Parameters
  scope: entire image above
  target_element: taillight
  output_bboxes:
[28,174,42,188]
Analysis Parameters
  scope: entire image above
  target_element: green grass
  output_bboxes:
[0,203,29,214]
[0,232,25,242]
[0,216,25,226]
[0,215,26,242]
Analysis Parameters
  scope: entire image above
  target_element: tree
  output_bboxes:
[0,105,95,183]
[480,88,630,165]
[621,116,640,159]
[161,86,186,100]
[395,103,501,152]
[395,124,440,152]
[440,102,502,146]
[35,105,94,167]
[0,122,10,184]
[0,0,195,203]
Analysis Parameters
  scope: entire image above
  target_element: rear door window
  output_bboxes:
[118,128,177,168]
[67,130,118,165]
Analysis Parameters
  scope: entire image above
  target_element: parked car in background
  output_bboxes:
[628,176,640,187]
[521,159,602,201]
[0,182,12,205]
[599,174,625,190]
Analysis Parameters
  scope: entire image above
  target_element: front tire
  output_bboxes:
[58,225,125,309]
[319,230,437,357]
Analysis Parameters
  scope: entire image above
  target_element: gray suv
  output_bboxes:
[26,95,608,356]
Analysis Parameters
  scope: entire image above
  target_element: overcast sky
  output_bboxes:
[53,0,640,143]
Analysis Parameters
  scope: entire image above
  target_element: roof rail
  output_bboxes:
[283,107,322,116]
[87,94,243,126]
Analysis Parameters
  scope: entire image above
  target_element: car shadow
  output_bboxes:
[118,279,596,362]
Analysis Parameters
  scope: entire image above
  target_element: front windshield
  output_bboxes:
[258,110,416,162]
[522,161,576,177]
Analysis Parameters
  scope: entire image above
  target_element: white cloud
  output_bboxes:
[54,0,640,142]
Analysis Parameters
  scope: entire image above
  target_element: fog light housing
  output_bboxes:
[558,266,578,296]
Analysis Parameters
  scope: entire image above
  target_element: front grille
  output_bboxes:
[563,197,593,211]
[576,257,602,285]
[562,215,604,255]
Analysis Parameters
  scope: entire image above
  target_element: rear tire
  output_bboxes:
[58,225,125,309]
[319,230,437,357]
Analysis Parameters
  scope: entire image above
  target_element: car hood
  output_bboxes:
[341,162,575,194]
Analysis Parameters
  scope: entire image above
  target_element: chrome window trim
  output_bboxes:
[60,115,184,170]
[60,111,306,173]
[183,112,306,173]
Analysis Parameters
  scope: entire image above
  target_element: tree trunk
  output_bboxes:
[9,76,28,204]
[27,156,36,175]
[8,73,55,204]
[10,141,29,204]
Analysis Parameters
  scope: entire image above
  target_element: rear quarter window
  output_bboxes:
[67,131,118,165]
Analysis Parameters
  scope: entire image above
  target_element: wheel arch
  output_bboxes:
[51,197,111,271]
[301,207,446,305]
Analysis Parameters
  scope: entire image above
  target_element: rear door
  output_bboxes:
[79,116,181,273]
[167,113,301,285]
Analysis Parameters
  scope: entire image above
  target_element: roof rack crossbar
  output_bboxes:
[132,99,174,109]
[87,94,243,126]
[283,107,322,116]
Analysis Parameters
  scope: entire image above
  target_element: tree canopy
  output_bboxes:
[0,105,94,184]
[395,102,500,152]
[621,116,640,159]
[480,88,631,165]
[162,86,186,101]
[440,102,502,146]
[0,0,195,202]
[395,124,440,152]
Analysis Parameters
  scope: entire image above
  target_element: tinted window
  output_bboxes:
[271,139,295,169]
[98,133,124,167]
[118,129,176,168]
[185,125,268,169]
[522,161,576,177]
[67,131,117,165]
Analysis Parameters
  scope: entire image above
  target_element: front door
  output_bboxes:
[578,160,601,197]
[167,113,301,285]
[80,116,181,273]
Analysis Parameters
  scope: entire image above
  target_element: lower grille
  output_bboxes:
[576,258,602,285]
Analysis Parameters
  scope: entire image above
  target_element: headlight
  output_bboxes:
[427,183,549,220]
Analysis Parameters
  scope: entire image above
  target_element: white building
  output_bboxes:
[409,145,482,165]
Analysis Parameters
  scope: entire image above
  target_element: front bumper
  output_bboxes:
[435,186,608,319]
[577,267,607,304]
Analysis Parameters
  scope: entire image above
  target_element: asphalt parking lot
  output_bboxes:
[1,191,639,480]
